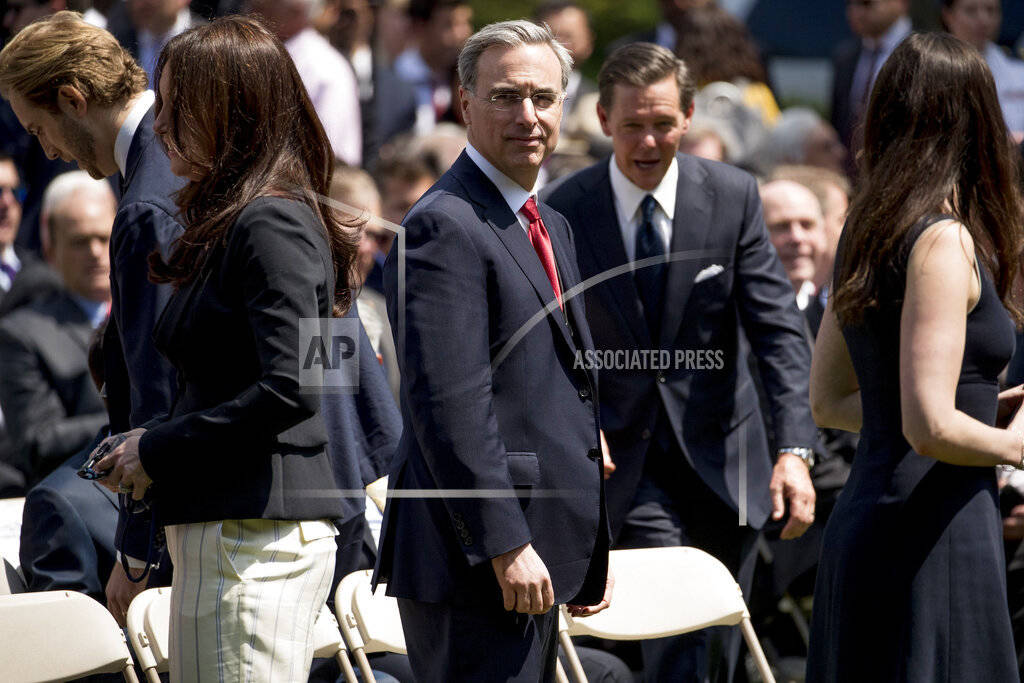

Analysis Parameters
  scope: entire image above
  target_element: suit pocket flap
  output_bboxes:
[506,452,540,487]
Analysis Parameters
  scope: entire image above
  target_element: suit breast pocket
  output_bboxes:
[506,452,540,488]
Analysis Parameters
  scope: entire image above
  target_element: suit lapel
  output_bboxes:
[451,155,576,354]
[658,155,714,348]
[575,165,652,349]
[122,106,155,191]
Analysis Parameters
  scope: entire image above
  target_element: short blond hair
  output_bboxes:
[0,11,146,112]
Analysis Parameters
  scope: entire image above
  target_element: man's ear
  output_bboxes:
[56,85,88,119]
[597,101,612,138]
[458,86,471,128]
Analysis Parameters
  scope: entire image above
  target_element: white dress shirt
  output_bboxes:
[285,28,362,166]
[465,143,537,233]
[114,90,156,179]
[608,155,677,264]
[0,244,20,292]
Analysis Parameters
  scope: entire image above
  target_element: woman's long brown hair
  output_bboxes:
[148,15,360,316]
[833,32,1024,327]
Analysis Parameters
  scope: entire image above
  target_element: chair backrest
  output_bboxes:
[126,587,171,674]
[0,557,26,595]
[334,569,406,655]
[0,590,138,681]
[564,547,749,640]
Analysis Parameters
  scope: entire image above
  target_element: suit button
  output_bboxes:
[578,387,590,400]
[641,429,652,440]
[657,373,666,383]
[587,448,601,461]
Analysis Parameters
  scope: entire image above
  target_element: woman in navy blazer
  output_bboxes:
[92,16,361,681]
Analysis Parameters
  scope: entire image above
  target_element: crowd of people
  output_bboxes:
[0,0,1023,682]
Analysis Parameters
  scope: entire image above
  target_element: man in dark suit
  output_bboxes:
[0,170,114,487]
[375,20,610,681]
[831,0,911,154]
[543,42,817,682]
[0,11,184,623]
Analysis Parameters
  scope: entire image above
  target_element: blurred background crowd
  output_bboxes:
[1,0,1024,681]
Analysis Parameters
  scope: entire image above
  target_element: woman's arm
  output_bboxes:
[810,300,862,433]
[900,220,1023,466]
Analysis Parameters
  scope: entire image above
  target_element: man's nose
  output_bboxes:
[514,97,539,125]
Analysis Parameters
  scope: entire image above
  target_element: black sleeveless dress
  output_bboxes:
[806,218,1018,682]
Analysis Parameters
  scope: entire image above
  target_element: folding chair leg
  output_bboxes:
[122,663,141,683]
[353,646,376,682]
[143,668,161,683]
[739,616,776,683]
[557,629,587,683]
[336,650,360,683]
[556,659,570,683]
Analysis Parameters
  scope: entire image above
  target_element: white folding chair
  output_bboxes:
[334,569,406,683]
[559,546,776,683]
[0,590,140,682]
[126,586,354,683]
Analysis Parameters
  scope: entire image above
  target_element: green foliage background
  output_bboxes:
[469,0,660,79]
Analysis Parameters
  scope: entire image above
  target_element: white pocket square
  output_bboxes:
[694,264,724,283]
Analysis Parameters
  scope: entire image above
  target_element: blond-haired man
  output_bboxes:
[0,10,181,622]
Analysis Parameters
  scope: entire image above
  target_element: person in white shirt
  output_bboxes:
[942,0,1024,138]
[249,0,363,165]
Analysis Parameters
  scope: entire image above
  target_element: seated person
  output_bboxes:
[0,171,113,486]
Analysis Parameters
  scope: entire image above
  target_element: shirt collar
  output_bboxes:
[864,15,911,52]
[72,294,109,329]
[114,90,156,178]
[608,154,678,223]
[465,143,537,217]
[795,279,817,311]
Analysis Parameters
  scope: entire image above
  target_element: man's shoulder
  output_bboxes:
[541,159,608,207]
[676,153,756,199]
[0,291,80,343]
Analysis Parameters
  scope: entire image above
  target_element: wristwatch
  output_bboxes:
[778,447,815,470]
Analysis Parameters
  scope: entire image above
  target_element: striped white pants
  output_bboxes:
[165,519,337,683]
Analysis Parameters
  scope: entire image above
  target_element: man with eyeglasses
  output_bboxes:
[832,0,912,154]
[374,19,611,682]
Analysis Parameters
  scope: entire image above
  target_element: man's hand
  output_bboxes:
[491,543,554,615]
[105,560,148,627]
[1005,504,1024,540]
[567,566,613,617]
[997,384,1024,428]
[94,429,151,501]
[599,430,615,480]
[770,454,816,540]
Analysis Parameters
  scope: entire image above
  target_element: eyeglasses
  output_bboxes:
[477,90,565,112]
[0,184,26,204]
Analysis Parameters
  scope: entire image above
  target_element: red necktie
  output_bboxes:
[521,197,563,311]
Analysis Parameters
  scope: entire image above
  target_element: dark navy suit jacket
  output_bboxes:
[543,154,817,535]
[374,152,609,607]
[107,104,184,561]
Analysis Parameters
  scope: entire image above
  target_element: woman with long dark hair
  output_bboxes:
[806,32,1024,681]
[92,15,360,681]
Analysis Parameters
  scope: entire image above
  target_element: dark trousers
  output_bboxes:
[398,598,559,682]
[617,445,759,683]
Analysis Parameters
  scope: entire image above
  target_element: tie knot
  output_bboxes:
[641,194,657,224]
[521,196,540,223]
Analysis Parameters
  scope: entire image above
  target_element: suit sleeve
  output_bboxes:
[385,205,533,566]
[110,201,180,428]
[733,176,818,452]
[20,485,108,603]
[136,203,327,479]
[0,323,106,479]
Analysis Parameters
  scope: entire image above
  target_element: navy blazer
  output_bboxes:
[375,152,608,607]
[0,289,107,485]
[137,197,345,526]
[830,38,862,153]
[543,154,817,533]
[104,105,183,434]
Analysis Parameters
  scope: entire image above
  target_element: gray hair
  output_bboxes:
[41,171,115,234]
[457,20,573,95]
[753,107,825,170]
